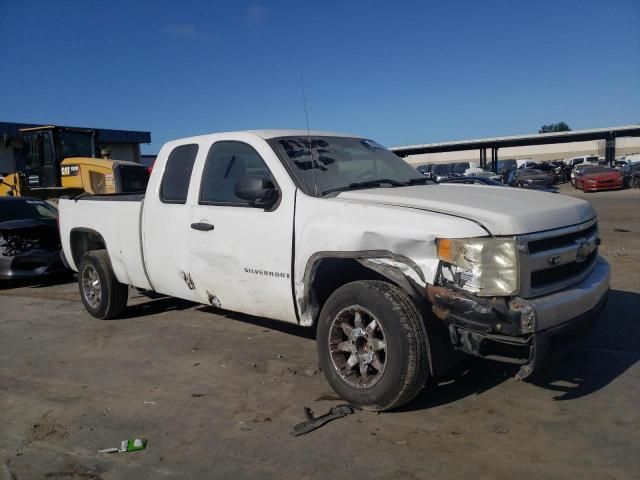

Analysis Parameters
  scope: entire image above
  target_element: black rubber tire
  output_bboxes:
[78,250,129,319]
[316,280,429,411]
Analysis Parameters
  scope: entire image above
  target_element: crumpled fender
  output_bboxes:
[297,250,429,327]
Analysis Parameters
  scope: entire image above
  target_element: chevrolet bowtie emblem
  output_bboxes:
[549,255,561,265]
[575,238,590,262]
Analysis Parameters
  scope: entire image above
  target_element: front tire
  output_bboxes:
[78,250,129,319]
[316,280,429,411]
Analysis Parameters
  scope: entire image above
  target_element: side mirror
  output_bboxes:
[235,176,278,208]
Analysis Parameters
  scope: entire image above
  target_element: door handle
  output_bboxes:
[190,222,215,231]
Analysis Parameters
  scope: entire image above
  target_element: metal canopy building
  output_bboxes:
[392,124,640,171]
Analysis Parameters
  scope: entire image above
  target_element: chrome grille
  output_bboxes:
[517,218,599,298]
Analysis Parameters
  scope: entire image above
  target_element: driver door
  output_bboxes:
[187,140,297,323]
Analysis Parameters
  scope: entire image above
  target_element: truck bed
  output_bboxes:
[58,195,151,290]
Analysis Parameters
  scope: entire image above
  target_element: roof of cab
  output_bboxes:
[164,129,361,146]
[247,129,357,139]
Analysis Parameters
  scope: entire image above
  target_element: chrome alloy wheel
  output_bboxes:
[328,306,387,388]
[81,264,101,309]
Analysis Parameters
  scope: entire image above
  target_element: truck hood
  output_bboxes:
[337,184,596,235]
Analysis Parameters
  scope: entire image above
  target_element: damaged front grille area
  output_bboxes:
[528,223,598,254]
[531,250,597,288]
[518,218,599,298]
[1,227,61,256]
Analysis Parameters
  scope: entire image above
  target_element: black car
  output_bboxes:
[416,164,432,176]
[497,159,518,173]
[519,162,560,183]
[550,161,571,183]
[430,163,462,182]
[508,168,555,188]
[621,163,640,188]
[0,197,67,280]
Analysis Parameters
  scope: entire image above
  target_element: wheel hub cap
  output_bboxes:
[328,306,387,388]
[81,265,101,309]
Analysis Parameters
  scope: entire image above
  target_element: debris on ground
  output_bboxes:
[492,424,509,434]
[99,438,147,453]
[291,405,355,436]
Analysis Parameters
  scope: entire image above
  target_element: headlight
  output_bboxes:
[436,237,519,296]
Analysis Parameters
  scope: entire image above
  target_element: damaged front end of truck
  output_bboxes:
[425,227,609,379]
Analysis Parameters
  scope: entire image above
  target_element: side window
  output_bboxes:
[160,144,199,204]
[200,141,274,205]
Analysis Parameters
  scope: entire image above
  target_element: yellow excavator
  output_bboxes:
[0,125,149,199]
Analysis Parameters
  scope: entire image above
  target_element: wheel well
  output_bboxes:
[307,258,395,325]
[306,257,458,377]
[70,229,107,268]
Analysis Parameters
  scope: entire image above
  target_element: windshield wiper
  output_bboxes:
[321,178,407,196]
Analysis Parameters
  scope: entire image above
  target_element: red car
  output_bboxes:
[575,166,623,192]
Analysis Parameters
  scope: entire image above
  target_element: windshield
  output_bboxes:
[0,199,57,222]
[268,136,428,196]
[57,131,93,158]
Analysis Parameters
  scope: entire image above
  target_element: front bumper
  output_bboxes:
[0,249,67,281]
[426,257,610,377]
[582,182,623,192]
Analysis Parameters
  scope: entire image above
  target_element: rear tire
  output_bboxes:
[316,280,429,411]
[78,250,128,319]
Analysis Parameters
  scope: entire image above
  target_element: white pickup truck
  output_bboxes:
[59,130,610,410]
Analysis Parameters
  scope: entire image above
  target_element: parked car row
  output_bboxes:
[417,155,640,193]
[416,162,470,182]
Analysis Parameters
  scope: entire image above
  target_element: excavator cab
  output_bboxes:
[20,126,95,190]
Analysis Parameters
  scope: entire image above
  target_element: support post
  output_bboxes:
[491,147,499,173]
[480,148,487,169]
[605,134,616,166]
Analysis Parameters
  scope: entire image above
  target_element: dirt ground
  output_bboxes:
[1,183,639,480]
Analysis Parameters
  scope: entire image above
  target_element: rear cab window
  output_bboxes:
[160,144,199,204]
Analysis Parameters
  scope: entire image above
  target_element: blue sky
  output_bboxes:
[1,0,638,153]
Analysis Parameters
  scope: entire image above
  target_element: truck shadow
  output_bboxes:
[197,305,317,340]
[117,296,197,319]
[401,289,640,411]
[0,272,76,290]
[529,288,640,401]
